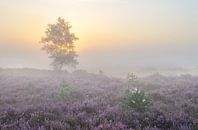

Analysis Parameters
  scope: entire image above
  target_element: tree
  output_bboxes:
[40,17,79,70]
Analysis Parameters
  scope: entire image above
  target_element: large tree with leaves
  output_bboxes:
[41,17,79,70]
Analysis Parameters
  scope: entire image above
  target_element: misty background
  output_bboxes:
[0,0,198,77]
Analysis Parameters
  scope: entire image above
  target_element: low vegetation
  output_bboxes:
[59,81,73,100]
[0,69,197,130]
[123,88,152,111]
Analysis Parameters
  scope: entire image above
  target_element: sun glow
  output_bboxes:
[0,0,198,69]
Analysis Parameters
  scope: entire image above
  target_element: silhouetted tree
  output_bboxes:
[41,17,78,70]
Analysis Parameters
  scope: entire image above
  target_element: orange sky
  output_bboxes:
[0,0,198,75]
[1,0,197,52]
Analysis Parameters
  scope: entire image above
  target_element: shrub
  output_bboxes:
[127,72,138,89]
[59,81,72,99]
[122,88,152,111]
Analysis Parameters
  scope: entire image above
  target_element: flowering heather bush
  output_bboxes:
[0,69,197,130]
[123,88,152,111]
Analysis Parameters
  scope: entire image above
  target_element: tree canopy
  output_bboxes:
[41,17,79,70]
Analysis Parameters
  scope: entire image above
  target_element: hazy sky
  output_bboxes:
[0,0,198,75]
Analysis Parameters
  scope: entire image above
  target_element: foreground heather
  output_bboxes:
[0,69,197,130]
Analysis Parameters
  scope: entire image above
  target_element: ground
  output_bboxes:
[0,68,197,130]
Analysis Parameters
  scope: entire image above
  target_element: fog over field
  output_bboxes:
[0,0,198,130]
[1,0,198,77]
